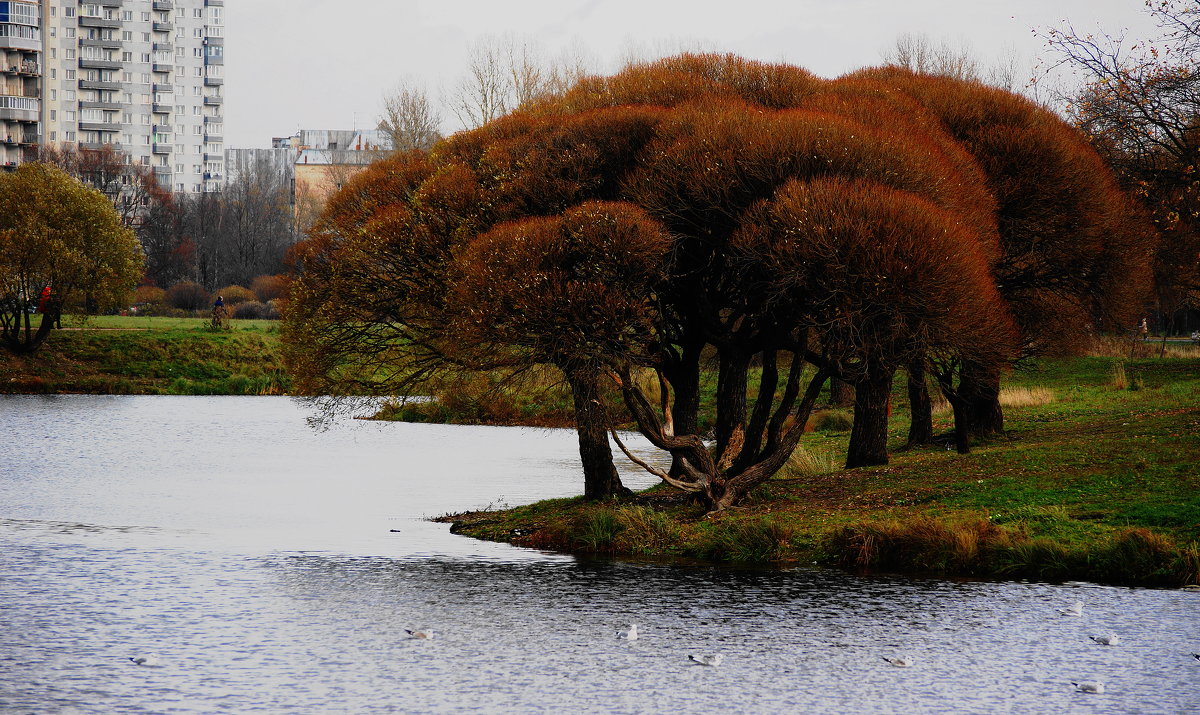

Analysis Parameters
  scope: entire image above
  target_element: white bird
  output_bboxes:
[688,653,723,666]
[1072,681,1105,694]
[1090,633,1120,646]
[616,624,638,641]
[129,655,160,667]
[882,656,913,668]
[1059,601,1084,616]
[405,629,434,640]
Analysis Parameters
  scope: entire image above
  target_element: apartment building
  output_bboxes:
[0,0,42,169]
[28,0,224,193]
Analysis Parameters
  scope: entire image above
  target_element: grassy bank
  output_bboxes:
[440,355,1200,587]
[0,315,289,395]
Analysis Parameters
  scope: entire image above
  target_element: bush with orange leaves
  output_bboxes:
[283,54,1151,510]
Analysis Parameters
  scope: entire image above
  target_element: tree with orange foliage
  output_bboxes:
[850,66,1156,440]
[1043,0,1199,334]
[285,53,1150,509]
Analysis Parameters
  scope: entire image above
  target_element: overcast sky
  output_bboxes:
[224,0,1160,148]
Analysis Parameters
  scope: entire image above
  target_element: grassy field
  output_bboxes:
[0,315,289,395]
[442,353,1200,587]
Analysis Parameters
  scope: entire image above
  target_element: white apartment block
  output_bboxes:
[5,0,224,193]
[1,1,42,169]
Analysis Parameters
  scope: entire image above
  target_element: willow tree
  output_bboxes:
[452,202,671,498]
[0,164,142,354]
[286,53,1150,508]
[850,67,1156,439]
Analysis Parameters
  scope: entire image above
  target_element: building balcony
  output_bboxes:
[203,96,222,106]
[0,37,42,53]
[0,135,15,145]
[99,0,124,6]
[203,77,223,87]
[152,103,170,114]
[153,0,174,9]
[153,165,171,176]
[206,0,224,6]
[80,141,119,151]
[79,80,122,91]
[80,100,122,110]
[0,96,39,122]
[81,38,123,49]
[154,124,173,134]
[19,133,40,145]
[153,83,173,93]
[152,22,173,33]
[3,61,41,76]
[152,63,172,74]
[153,42,173,52]
[79,58,123,71]
[80,121,122,133]
[79,17,122,30]
[203,115,223,124]
[204,134,222,143]
[152,144,171,155]
[203,153,222,162]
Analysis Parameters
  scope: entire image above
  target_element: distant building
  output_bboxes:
[1,0,225,193]
[225,128,392,228]
[0,0,42,169]
[290,129,391,227]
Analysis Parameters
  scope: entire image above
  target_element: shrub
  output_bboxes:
[164,281,211,309]
[810,409,854,432]
[133,285,166,305]
[214,285,257,305]
[784,446,839,477]
[164,281,211,311]
[233,301,279,320]
[1111,361,1129,390]
[250,274,289,302]
[572,508,624,552]
[699,517,798,563]
[612,505,680,554]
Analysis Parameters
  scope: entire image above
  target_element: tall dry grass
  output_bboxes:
[1086,334,1200,359]
[998,386,1055,408]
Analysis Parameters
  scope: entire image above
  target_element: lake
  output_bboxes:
[1,396,1196,713]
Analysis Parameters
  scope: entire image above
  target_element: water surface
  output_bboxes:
[1,396,1196,713]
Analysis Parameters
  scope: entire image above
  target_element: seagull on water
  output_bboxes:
[1090,633,1120,646]
[882,656,913,668]
[405,629,434,640]
[1072,681,1105,694]
[1059,601,1084,616]
[129,655,161,667]
[688,654,723,666]
[616,624,638,641]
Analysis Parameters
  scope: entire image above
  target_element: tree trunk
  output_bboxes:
[959,361,1004,438]
[829,378,854,407]
[906,359,934,447]
[712,349,750,467]
[846,366,893,468]
[566,369,627,500]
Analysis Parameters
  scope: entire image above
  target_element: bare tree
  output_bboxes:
[883,33,981,80]
[448,35,597,129]
[378,80,441,153]
[449,37,513,128]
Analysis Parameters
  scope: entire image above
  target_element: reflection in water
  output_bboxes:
[1,396,1197,713]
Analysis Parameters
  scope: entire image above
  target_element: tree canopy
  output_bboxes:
[284,54,1152,510]
[0,164,143,354]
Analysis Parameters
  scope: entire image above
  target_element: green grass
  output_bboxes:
[440,356,1200,586]
[1,315,288,395]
